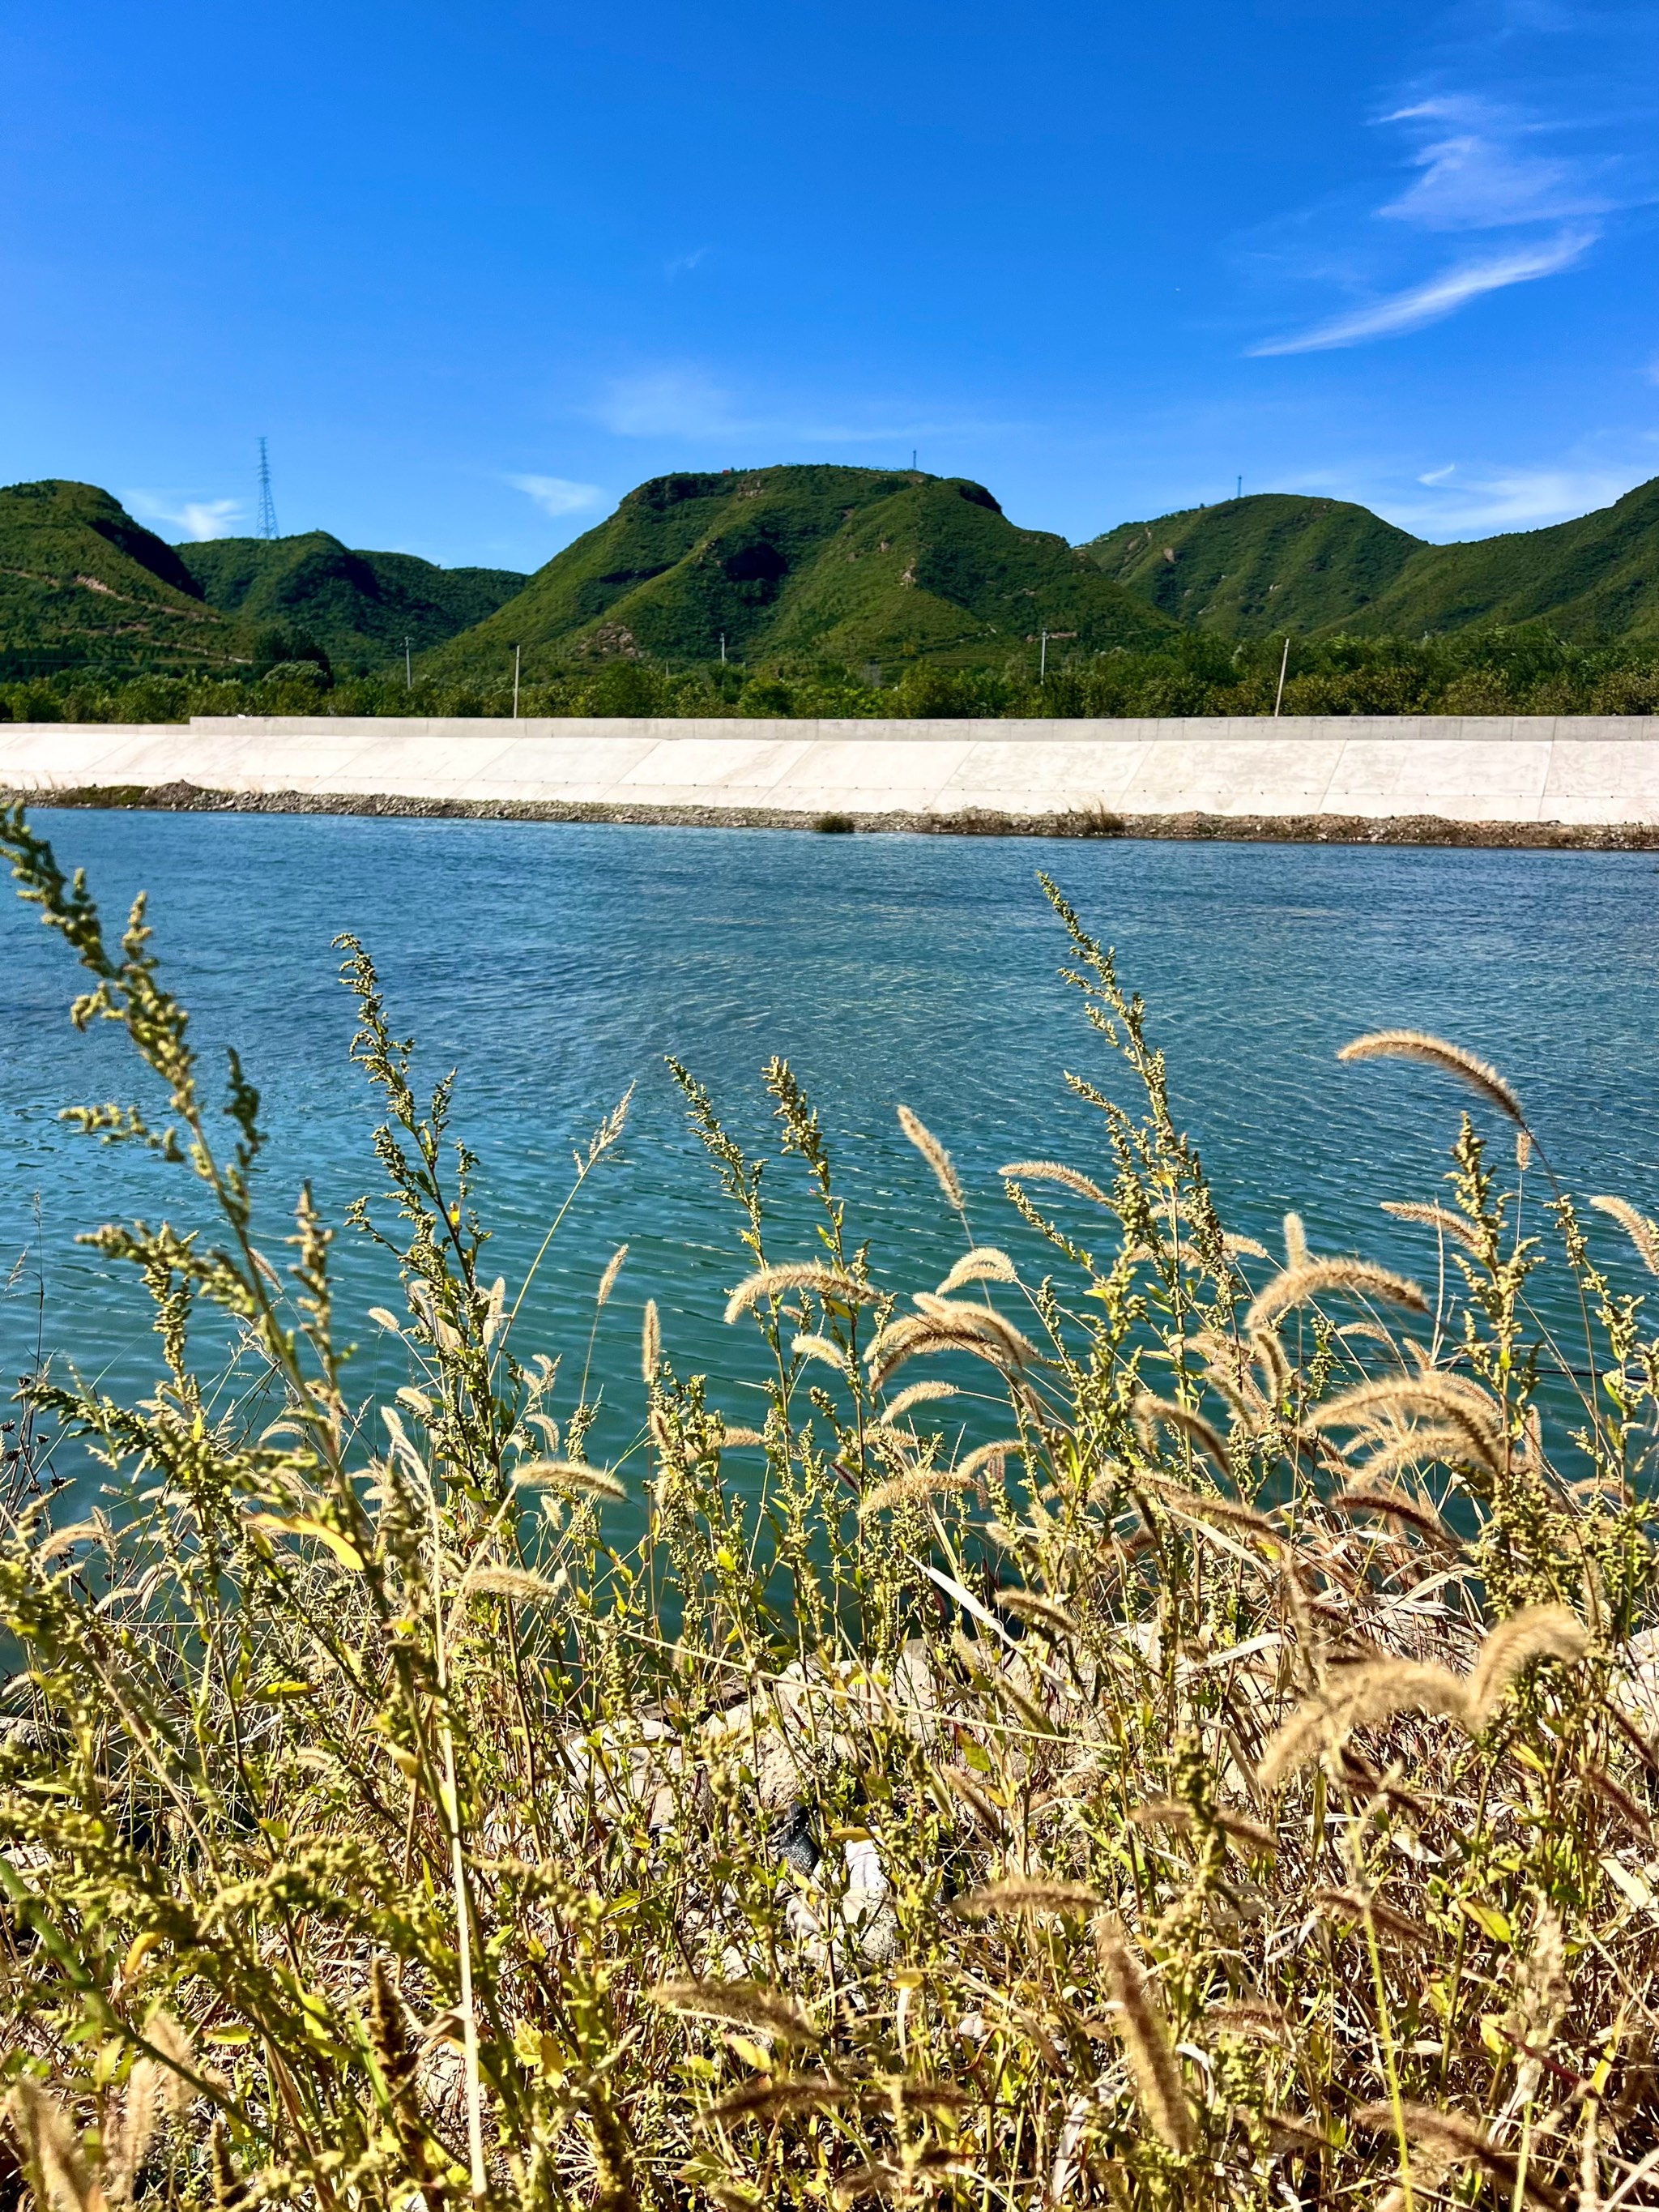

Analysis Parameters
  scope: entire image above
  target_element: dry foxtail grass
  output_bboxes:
[2,811,1657,2212]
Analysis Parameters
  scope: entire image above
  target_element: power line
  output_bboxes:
[257,438,279,540]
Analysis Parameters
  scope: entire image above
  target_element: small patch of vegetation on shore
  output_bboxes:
[3,803,1659,2208]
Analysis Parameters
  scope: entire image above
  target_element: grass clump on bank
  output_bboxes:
[3,803,1659,2209]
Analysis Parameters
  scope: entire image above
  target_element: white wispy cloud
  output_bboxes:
[664,246,710,278]
[588,368,1013,448]
[1379,98,1615,231]
[591,370,740,439]
[1385,463,1633,534]
[1242,69,1658,357]
[126,493,242,540]
[507,474,606,517]
[1248,226,1595,356]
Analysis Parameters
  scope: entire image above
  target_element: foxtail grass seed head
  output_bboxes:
[1589,1194,1659,1278]
[898,1103,964,1211]
[997,1159,1113,1206]
[1256,1659,1473,1787]
[5,2081,100,2212]
[953,1878,1103,1918]
[995,1586,1079,1639]
[1282,1211,1309,1269]
[1353,2104,1556,2207]
[1132,1392,1232,1477]
[1337,1028,1526,1126]
[1312,1373,1507,1479]
[858,1469,974,1517]
[1223,1230,1271,1260]
[791,1331,850,1373]
[1312,1889,1435,1949]
[1331,1483,1451,1544]
[936,1245,1018,1292]
[723,1262,876,1325]
[1094,1924,1198,2155]
[647,1979,819,2043]
[642,1296,660,1378]
[1468,1603,1588,1727]
[1246,1258,1427,1331]
[461,1564,567,1602]
[510,1457,626,1500]
[931,1761,1005,1837]
[1380,1198,1486,1253]
[881,1378,958,1420]
[596,1242,629,1307]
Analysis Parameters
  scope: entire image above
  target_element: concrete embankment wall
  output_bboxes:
[6,714,1659,839]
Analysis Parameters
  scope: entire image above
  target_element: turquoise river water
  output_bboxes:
[3,810,1657,1507]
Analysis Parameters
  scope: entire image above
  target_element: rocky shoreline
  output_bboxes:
[13,777,1659,849]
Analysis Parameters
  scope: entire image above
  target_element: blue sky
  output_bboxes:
[4,0,1657,570]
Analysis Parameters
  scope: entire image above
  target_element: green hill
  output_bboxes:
[422,465,1177,680]
[1083,478,1659,641]
[0,479,246,677]
[178,534,526,673]
[1340,476,1659,640]
[1081,494,1425,635]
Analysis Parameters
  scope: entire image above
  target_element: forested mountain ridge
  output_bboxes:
[178,535,526,670]
[421,465,1178,680]
[1082,494,1424,635]
[0,480,245,677]
[7,468,1659,698]
[1340,476,1659,640]
[0,479,525,677]
[1087,478,1659,641]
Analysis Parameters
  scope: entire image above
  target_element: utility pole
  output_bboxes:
[1039,630,1049,681]
[1236,475,1243,501]
[403,637,413,689]
[911,450,917,471]
[719,634,726,664]
[257,437,279,540]
[1273,634,1290,717]
[513,643,522,719]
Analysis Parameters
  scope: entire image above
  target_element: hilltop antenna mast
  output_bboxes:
[257,438,279,540]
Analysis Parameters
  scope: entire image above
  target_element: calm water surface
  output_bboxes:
[3,812,1657,1503]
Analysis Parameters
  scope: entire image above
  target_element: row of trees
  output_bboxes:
[5,625,1659,724]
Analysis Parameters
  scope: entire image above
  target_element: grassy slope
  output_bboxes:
[178,534,527,668]
[1086,477,1659,640]
[0,479,247,670]
[424,466,1176,677]
[1346,474,1659,639]
[1081,493,1425,635]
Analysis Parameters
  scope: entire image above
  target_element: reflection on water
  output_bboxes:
[3,812,1657,1522]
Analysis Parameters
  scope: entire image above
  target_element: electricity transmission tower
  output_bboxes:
[256,438,279,540]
